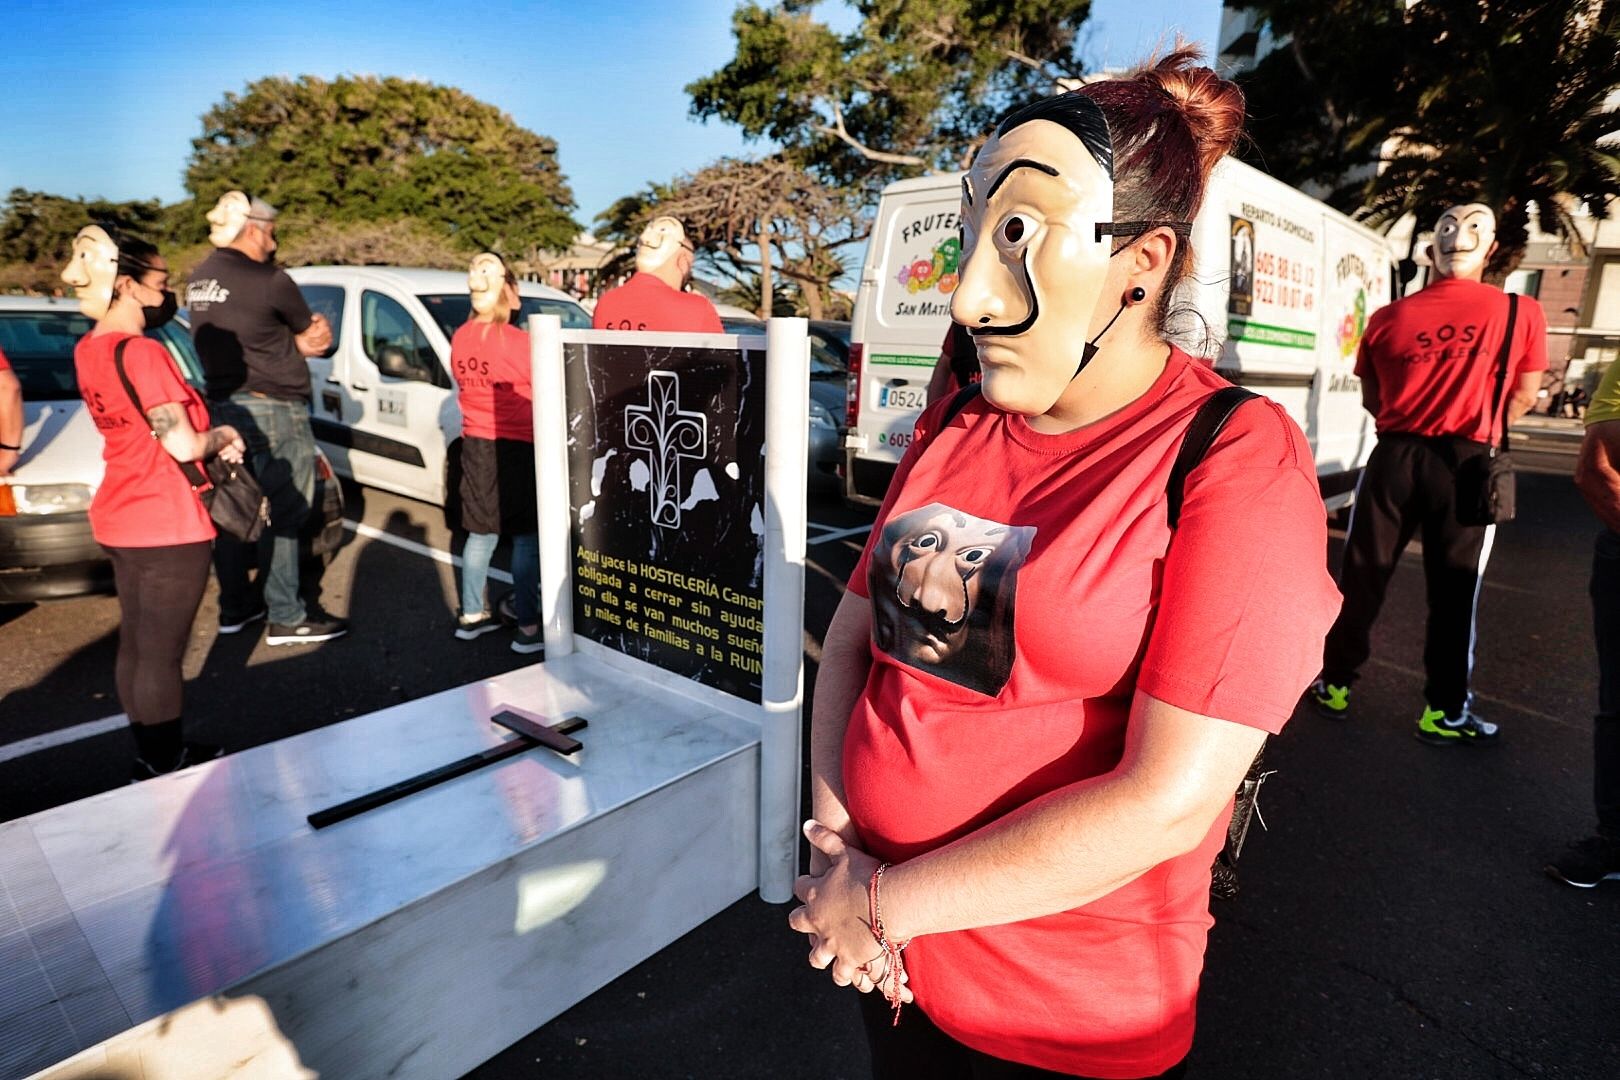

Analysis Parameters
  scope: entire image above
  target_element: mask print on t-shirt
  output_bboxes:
[868,502,1035,696]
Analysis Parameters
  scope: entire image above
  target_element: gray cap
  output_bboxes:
[247,196,279,222]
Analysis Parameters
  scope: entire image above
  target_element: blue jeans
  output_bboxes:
[209,394,316,626]
[1591,530,1620,837]
[461,532,539,625]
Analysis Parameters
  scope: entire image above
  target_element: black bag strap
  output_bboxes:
[925,379,1258,529]
[1485,293,1519,454]
[938,380,983,429]
[113,338,211,491]
[1167,385,1259,529]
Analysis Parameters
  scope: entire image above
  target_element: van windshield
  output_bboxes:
[417,295,592,341]
[0,311,96,400]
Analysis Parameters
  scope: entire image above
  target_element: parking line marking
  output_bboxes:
[807,524,872,545]
[0,714,129,765]
[344,520,513,585]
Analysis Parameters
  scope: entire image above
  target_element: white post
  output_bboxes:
[529,314,574,657]
[759,317,809,901]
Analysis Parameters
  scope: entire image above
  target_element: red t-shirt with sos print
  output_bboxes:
[451,321,534,442]
[590,272,724,333]
[1355,278,1547,442]
[75,333,214,548]
[843,348,1341,1078]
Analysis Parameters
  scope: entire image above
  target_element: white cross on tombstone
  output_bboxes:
[624,369,708,529]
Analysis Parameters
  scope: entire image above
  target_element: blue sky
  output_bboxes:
[0,0,1221,226]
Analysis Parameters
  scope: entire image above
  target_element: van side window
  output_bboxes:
[298,285,346,351]
[362,291,440,385]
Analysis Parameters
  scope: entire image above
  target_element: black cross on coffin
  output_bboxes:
[307,708,588,830]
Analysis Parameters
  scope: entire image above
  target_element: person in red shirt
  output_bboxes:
[1311,203,1546,744]
[0,344,22,476]
[788,53,1340,1079]
[61,227,246,781]
[450,254,541,653]
[590,217,724,333]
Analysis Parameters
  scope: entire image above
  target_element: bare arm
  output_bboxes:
[0,369,22,476]
[878,691,1265,939]
[1575,420,1620,534]
[1505,371,1540,425]
[295,314,333,358]
[809,592,874,871]
[1359,363,1380,418]
[147,404,244,465]
[792,690,1266,979]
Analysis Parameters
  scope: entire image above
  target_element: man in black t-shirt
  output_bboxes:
[187,192,345,645]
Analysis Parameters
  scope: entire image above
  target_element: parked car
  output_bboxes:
[0,297,345,604]
[719,317,849,491]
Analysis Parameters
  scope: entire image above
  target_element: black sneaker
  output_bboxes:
[1414,705,1500,746]
[511,626,544,655]
[219,606,267,635]
[1545,835,1620,888]
[266,613,349,646]
[455,613,501,641]
[131,742,223,783]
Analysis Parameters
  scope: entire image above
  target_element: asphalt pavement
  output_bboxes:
[1,443,1615,1078]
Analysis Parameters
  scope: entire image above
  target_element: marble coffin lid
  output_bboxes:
[0,653,760,1077]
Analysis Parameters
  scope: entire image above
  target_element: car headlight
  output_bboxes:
[10,483,95,514]
[808,400,837,431]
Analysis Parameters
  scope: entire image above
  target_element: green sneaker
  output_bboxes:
[1415,705,1500,746]
[1309,679,1351,719]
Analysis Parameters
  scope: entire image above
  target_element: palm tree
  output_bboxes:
[1237,0,1620,273]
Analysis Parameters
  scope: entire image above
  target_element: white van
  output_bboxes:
[287,266,590,506]
[844,157,1396,509]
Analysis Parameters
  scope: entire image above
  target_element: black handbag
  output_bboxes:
[1455,294,1518,527]
[114,339,270,543]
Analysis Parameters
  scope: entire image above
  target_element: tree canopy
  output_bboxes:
[1235,0,1620,271]
[687,0,1094,191]
[598,156,865,319]
[181,74,579,254]
[0,190,171,292]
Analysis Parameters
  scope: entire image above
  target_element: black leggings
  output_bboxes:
[105,542,212,727]
[859,992,1189,1080]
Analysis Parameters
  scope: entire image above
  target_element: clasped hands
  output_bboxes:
[786,820,913,1003]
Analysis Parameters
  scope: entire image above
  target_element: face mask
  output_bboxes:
[142,289,179,329]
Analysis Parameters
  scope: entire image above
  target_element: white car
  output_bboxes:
[0,297,344,603]
[288,266,591,506]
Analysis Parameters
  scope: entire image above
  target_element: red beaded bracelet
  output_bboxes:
[867,862,911,1025]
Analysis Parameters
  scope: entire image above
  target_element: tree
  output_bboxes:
[687,1,1094,192]
[1235,0,1620,273]
[182,75,579,254]
[597,157,866,319]
[0,189,167,291]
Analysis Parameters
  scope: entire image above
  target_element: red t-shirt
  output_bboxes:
[590,273,724,333]
[844,348,1341,1078]
[1355,278,1547,442]
[0,344,10,371]
[75,333,214,548]
[451,321,534,442]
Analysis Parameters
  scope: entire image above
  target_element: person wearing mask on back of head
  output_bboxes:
[1309,203,1547,744]
[591,216,724,333]
[187,191,345,646]
[63,227,246,780]
[450,254,543,655]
